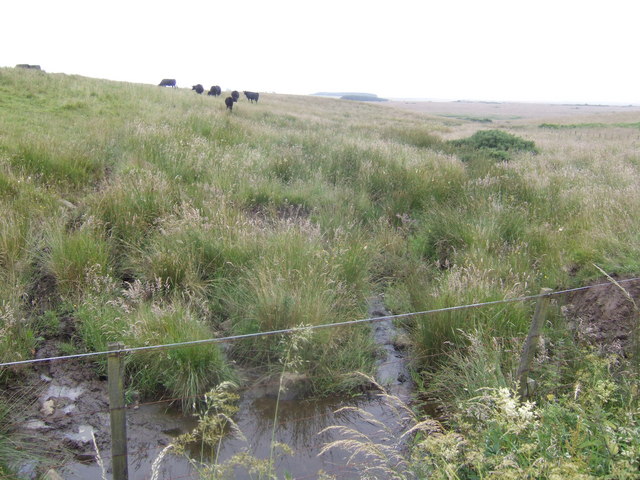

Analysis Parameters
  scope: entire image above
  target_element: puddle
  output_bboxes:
[62,393,410,479]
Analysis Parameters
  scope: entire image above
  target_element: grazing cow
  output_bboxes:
[207,85,222,96]
[192,84,204,94]
[158,78,177,87]
[231,90,240,102]
[225,96,235,111]
[243,91,259,103]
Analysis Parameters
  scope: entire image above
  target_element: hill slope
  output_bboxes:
[1,67,640,478]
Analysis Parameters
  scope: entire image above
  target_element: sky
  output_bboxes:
[2,0,639,104]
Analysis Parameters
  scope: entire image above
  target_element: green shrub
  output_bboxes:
[450,129,538,161]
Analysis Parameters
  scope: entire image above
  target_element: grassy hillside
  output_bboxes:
[2,66,640,373]
[1,67,640,476]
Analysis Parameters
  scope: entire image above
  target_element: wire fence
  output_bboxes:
[2,277,639,480]
[2,276,638,370]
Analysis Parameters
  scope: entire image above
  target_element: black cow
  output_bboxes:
[207,85,222,96]
[158,78,177,87]
[243,91,259,103]
[231,90,240,102]
[225,96,235,111]
[192,84,204,94]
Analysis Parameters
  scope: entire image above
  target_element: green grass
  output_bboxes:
[0,67,637,363]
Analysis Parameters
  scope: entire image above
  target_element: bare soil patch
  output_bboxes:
[562,277,640,356]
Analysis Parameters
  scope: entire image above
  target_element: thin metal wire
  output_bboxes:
[1,276,638,369]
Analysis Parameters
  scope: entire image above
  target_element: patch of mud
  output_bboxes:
[562,276,639,356]
[24,270,59,317]
[247,202,313,231]
[15,342,187,479]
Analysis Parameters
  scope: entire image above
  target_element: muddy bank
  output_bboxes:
[562,275,640,356]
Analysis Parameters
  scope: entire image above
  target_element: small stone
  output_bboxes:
[42,469,65,480]
[64,425,95,445]
[23,420,48,430]
[392,332,412,350]
[41,399,55,416]
[75,452,96,462]
[262,373,311,401]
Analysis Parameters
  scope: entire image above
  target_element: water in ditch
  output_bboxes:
[27,296,413,480]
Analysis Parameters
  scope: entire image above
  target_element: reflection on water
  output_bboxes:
[205,392,408,479]
[63,388,410,480]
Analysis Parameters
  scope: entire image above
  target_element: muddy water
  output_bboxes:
[59,297,413,480]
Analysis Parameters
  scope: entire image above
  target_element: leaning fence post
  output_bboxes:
[516,288,553,401]
[107,342,129,480]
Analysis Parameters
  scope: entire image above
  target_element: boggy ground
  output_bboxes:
[12,296,414,479]
[14,343,186,479]
[15,275,639,478]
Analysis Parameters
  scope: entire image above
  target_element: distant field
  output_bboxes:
[383,99,640,123]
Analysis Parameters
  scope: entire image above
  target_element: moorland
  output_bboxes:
[0,67,639,478]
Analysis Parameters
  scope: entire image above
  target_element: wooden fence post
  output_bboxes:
[107,342,129,480]
[516,288,553,401]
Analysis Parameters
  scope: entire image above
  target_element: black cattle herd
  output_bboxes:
[158,79,259,112]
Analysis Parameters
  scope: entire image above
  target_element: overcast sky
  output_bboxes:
[2,0,639,104]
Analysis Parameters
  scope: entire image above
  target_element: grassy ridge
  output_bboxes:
[1,67,640,401]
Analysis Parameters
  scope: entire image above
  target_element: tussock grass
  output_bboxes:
[44,222,111,301]
[74,277,234,409]
[1,69,638,359]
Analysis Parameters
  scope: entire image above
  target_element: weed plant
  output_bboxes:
[321,338,639,479]
[415,342,640,479]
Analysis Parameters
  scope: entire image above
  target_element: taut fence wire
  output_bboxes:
[1,276,638,370]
